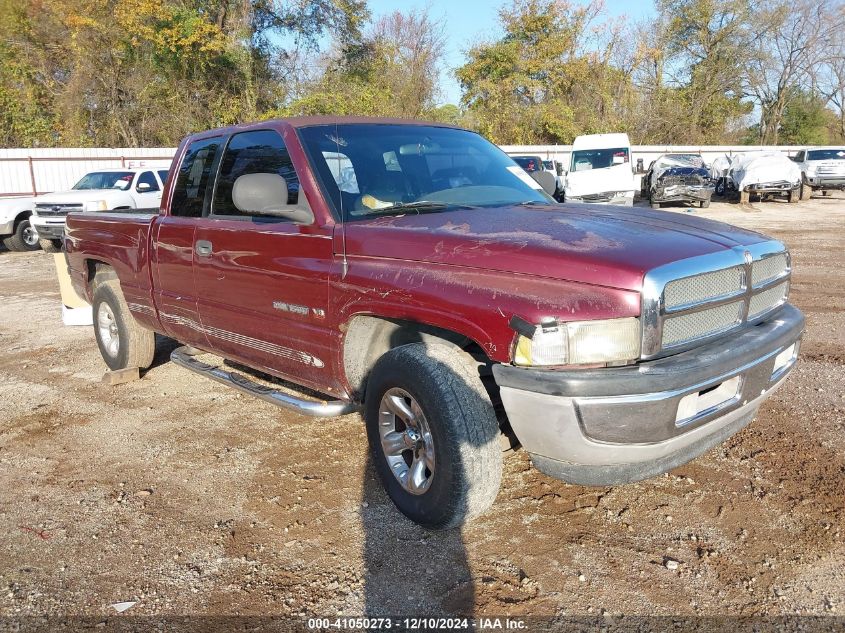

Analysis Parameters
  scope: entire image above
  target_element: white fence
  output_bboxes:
[0,144,808,198]
[0,147,176,197]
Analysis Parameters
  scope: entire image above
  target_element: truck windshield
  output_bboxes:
[807,149,845,161]
[297,124,553,219]
[72,171,135,191]
[571,148,629,171]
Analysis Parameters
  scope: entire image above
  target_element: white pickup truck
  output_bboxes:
[792,147,845,200]
[0,197,39,252]
[32,167,168,251]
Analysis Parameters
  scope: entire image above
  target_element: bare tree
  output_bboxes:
[369,8,447,117]
[746,0,845,143]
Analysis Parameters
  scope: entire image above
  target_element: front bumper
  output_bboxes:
[654,183,715,203]
[567,192,634,206]
[806,175,845,188]
[745,181,799,194]
[493,304,804,485]
[31,217,66,239]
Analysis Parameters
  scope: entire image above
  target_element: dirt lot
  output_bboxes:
[1,194,844,624]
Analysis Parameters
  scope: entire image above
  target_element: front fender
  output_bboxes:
[331,257,641,364]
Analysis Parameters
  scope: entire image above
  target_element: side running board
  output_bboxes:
[170,346,359,418]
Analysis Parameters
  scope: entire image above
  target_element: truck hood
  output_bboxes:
[343,204,770,292]
[565,165,635,197]
[35,189,130,204]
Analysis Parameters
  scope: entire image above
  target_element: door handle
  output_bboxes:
[195,240,213,257]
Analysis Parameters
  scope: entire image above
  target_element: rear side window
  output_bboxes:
[171,137,222,218]
[136,171,160,192]
[212,129,300,217]
[157,170,170,186]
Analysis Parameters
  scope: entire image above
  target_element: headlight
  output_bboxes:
[513,317,641,366]
[84,200,109,212]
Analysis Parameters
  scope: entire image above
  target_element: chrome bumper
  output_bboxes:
[807,176,845,188]
[31,217,66,239]
[493,304,804,485]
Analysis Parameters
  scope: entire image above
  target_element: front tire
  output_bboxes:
[364,343,502,529]
[788,187,799,203]
[92,279,155,371]
[700,199,711,208]
[39,238,62,253]
[2,217,40,252]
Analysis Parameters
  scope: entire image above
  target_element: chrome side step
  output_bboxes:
[170,346,359,418]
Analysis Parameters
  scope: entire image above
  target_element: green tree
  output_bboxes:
[778,90,836,145]
[456,0,634,144]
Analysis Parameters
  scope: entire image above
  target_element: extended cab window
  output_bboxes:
[212,129,300,218]
[171,137,222,218]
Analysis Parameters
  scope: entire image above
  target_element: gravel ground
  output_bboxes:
[0,194,843,625]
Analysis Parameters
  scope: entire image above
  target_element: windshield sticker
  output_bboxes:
[507,165,543,189]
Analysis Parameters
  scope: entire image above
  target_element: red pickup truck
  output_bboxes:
[65,117,804,529]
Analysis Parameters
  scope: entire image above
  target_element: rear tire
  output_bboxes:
[92,279,155,371]
[2,217,40,252]
[364,343,502,529]
[39,238,62,253]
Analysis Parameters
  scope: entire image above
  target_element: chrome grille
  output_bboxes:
[751,253,788,287]
[35,203,83,217]
[664,266,744,310]
[641,241,791,358]
[748,281,789,320]
[662,301,744,347]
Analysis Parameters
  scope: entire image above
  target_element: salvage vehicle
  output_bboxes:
[641,154,715,209]
[32,168,168,252]
[65,117,804,529]
[563,133,636,205]
[727,152,801,204]
[542,159,565,200]
[507,154,559,197]
[792,147,845,200]
[0,196,39,252]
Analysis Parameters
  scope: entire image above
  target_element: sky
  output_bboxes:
[365,0,657,105]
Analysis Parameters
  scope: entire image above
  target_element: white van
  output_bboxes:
[563,133,635,206]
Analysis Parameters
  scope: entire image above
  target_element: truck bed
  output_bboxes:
[65,211,161,332]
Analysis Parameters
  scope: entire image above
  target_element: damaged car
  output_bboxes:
[641,154,715,209]
[727,151,801,204]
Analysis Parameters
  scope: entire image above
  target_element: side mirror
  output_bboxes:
[232,173,314,224]
[530,170,558,197]
[137,182,152,192]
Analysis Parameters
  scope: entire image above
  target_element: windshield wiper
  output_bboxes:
[369,200,450,214]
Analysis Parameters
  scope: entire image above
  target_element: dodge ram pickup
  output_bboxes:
[65,117,804,529]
